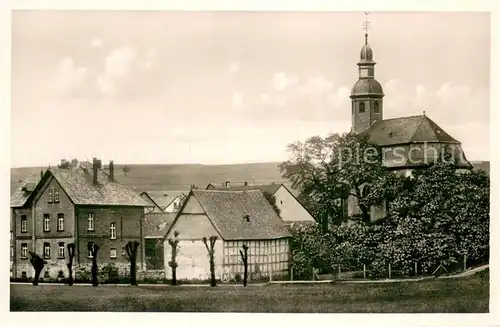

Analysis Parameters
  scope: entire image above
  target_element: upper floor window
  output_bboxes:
[110,222,116,240]
[359,102,366,113]
[54,189,60,203]
[88,213,95,231]
[373,101,379,114]
[58,242,65,258]
[21,215,27,233]
[57,213,64,232]
[43,242,51,259]
[43,214,50,232]
[21,243,28,259]
[48,189,53,203]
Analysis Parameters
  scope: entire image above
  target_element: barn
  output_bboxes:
[163,190,292,281]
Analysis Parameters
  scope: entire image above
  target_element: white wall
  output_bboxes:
[274,185,316,222]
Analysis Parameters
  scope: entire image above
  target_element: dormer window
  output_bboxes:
[243,214,250,222]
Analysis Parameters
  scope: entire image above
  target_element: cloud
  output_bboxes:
[229,62,240,75]
[232,91,243,108]
[91,38,103,48]
[49,57,88,97]
[272,72,298,91]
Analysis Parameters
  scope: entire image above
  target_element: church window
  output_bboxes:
[359,102,365,113]
[373,101,379,113]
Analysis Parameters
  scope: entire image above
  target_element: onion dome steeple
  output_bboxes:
[350,12,385,133]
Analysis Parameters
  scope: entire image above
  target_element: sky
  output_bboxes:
[10,11,490,167]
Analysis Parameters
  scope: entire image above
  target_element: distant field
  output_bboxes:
[10,270,489,312]
[11,162,288,194]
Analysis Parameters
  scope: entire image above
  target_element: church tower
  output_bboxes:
[350,14,384,133]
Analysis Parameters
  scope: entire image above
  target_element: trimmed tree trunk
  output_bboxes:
[168,231,180,285]
[203,236,218,287]
[29,252,46,286]
[87,242,100,287]
[126,241,140,286]
[67,243,76,286]
[239,245,249,287]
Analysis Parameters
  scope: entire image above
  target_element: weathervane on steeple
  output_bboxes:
[363,12,370,44]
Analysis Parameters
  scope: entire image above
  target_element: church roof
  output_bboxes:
[360,114,460,146]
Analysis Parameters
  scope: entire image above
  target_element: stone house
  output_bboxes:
[140,191,185,213]
[163,190,292,281]
[10,158,150,279]
[206,182,316,228]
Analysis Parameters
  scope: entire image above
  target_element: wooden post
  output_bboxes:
[414,262,418,277]
[312,267,315,281]
[363,264,366,279]
[290,267,293,281]
[388,263,392,279]
[338,264,341,277]
[269,262,273,282]
[463,254,467,271]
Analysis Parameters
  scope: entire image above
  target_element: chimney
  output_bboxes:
[92,158,99,185]
[244,181,248,187]
[225,181,231,188]
[40,170,44,180]
[109,160,114,181]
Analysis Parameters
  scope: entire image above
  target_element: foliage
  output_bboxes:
[29,252,47,286]
[289,159,490,278]
[202,236,218,287]
[168,231,180,285]
[262,191,281,217]
[239,244,249,286]
[126,241,140,286]
[279,132,398,229]
[122,165,131,176]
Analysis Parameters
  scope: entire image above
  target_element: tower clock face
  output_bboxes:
[360,68,369,78]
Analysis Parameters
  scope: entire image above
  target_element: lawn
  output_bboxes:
[10,270,489,313]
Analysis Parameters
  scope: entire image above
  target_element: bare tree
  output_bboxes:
[29,252,47,286]
[126,241,140,286]
[202,236,218,287]
[66,243,76,286]
[239,244,249,287]
[87,242,100,287]
[168,231,180,285]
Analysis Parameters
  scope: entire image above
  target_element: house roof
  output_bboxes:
[185,190,292,241]
[144,212,176,238]
[145,190,185,209]
[11,163,150,208]
[10,173,41,207]
[360,114,460,146]
[205,183,282,195]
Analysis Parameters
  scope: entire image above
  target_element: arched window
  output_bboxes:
[359,102,365,113]
[373,101,379,113]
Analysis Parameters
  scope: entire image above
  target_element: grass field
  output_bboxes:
[10,270,489,312]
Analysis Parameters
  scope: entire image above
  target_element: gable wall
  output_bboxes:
[274,186,315,222]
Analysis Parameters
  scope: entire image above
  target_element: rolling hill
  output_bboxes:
[10,162,288,195]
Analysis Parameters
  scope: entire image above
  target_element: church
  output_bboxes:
[347,23,472,221]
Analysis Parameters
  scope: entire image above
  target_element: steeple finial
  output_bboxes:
[363,12,370,44]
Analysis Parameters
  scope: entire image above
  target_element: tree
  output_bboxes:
[87,242,100,286]
[239,244,249,287]
[126,241,140,286]
[280,133,398,229]
[122,165,131,176]
[66,243,76,286]
[262,191,281,217]
[202,236,218,287]
[29,252,47,286]
[168,231,180,285]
